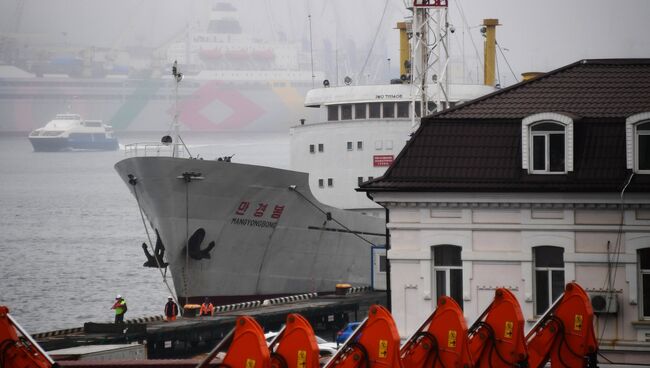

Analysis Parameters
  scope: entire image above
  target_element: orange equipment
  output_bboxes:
[268,314,320,368]
[324,305,403,368]
[400,296,472,367]
[526,282,598,368]
[0,305,57,368]
[197,316,270,368]
[467,288,528,367]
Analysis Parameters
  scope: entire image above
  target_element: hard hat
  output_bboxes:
[168,295,173,299]
[116,294,122,299]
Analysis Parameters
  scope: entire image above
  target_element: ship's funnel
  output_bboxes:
[396,21,411,80]
[521,72,544,81]
[483,19,500,86]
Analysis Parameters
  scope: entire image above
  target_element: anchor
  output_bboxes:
[185,228,215,260]
[142,229,169,268]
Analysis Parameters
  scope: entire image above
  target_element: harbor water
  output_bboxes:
[0,132,289,333]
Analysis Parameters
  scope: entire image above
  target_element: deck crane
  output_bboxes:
[0,306,58,368]
[525,282,598,368]
[467,288,528,367]
[324,305,403,368]
[400,296,472,367]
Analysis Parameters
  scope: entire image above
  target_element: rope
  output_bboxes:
[496,40,518,84]
[184,179,190,308]
[289,186,377,247]
[129,175,180,312]
[357,0,390,83]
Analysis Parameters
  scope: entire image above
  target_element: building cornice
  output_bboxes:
[377,201,650,210]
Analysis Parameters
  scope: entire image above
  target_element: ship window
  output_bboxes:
[355,104,366,119]
[432,245,463,309]
[534,246,565,315]
[636,122,650,172]
[383,103,395,119]
[327,105,339,121]
[309,144,315,153]
[347,141,353,151]
[318,179,324,188]
[318,143,324,152]
[341,104,352,120]
[531,122,566,173]
[385,140,393,150]
[369,103,381,118]
[375,140,383,150]
[368,176,374,181]
[357,141,363,150]
[358,177,364,186]
[327,178,333,187]
[397,102,409,118]
[640,248,650,318]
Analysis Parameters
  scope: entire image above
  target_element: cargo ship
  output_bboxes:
[114,2,497,304]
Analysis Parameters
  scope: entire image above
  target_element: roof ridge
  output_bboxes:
[429,58,650,120]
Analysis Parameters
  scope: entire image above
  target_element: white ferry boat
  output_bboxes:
[28,114,119,152]
[114,2,498,305]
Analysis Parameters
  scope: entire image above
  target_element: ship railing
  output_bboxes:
[123,142,188,158]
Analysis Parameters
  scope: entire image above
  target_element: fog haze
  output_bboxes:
[1,0,649,86]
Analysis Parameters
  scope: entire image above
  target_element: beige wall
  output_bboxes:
[384,201,650,359]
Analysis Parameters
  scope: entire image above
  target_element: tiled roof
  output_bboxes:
[360,59,650,193]
[435,59,650,119]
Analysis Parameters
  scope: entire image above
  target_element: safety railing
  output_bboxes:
[123,142,188,158]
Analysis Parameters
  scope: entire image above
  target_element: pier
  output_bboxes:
[35,290,387,359]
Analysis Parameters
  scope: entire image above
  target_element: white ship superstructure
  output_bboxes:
[292,83,494,215]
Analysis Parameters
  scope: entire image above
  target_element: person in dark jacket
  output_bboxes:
[164,296,179,321]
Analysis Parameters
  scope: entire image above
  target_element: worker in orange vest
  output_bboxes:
[199,298,214,316]
[164,296,178,321]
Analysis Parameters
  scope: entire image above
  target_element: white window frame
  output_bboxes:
[533,246,565,316]
[522,113,574,174]
[431,245,463,308]
[626,112,650,174]
[639,247,650,320]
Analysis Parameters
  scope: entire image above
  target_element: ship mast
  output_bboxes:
[410,0,451,126]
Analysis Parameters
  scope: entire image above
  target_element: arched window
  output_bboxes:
[534,246,565,315]
[522,113,574,173]
[432,245,463,308]
[640,248,650,319]
[531,122,566,173]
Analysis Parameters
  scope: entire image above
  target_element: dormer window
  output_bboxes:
[522,112,574,174]
[626,113,650,173]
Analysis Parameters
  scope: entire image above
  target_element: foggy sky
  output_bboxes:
[1,0,649,87]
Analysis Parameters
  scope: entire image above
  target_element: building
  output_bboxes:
[359,59,650,363]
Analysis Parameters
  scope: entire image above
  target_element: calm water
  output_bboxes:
[0,132,289,333]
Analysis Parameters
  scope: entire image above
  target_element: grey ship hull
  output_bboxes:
[114,157,386,304]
